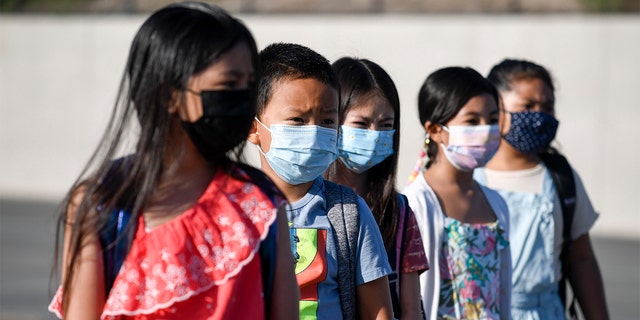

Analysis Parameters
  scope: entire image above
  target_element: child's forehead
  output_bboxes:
[272,76,335,92]
[263,77,338,111]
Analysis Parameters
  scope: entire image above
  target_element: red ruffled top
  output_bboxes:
[49,169,281,319]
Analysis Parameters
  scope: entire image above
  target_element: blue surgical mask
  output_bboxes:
[256,118,338,185]
[504,111,559,155]
[338,126,395,174]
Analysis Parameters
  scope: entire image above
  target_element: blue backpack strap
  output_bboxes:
[324,180,359,320]
[99,209,132,294]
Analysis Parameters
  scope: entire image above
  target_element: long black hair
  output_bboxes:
[53,2,259,312]
[325,57,400,248]
[418,66,499,169]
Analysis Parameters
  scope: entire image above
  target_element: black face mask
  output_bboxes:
[181,89,255,163]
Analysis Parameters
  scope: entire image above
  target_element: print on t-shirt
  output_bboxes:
[290,227,328,318]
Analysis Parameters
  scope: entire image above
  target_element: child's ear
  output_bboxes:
[424,121,443,144]
[168,90,181,115]
[247,119,260,145]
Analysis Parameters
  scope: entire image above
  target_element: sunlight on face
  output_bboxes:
[445,93,499,127]
[179,41,254,123]
[255,77,338,153]
[343,94,395,131]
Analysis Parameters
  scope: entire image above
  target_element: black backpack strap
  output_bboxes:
[259,219,277,319]
[539,150,578,318]
[324,180,359,320]
[236,164,283,319]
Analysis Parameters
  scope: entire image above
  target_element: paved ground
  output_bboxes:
[1,198,638,319]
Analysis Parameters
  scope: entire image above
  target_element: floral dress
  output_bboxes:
[49,168,284,319]
[437,217,508,319]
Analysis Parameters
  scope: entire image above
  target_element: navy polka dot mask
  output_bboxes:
[503,111,559,155]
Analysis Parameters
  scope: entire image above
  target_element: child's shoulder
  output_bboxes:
[478,184,510,228]
[322,179,361,205]
[235,164,282,194]
[402,174,433,197]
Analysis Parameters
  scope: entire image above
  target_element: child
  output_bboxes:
[475,58,609,319]
[48,3,299,319]
[402,67,511,319]
[248,43,393,320]
[324,57,429,320]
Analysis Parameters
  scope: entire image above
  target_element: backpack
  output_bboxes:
[100,209,133,294]
[539,149,578,319]
[388,194,416,319]
[324,180,360,320]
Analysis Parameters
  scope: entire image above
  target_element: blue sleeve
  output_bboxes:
[354,196,392,285]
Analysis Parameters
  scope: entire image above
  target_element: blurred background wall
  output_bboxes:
[1,0,639,240]
[1,12,639,239]
[2,0,639,13]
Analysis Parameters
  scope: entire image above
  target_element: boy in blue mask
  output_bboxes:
[474,59,609,319]
[248,43,393,320]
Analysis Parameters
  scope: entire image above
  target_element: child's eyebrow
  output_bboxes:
[380,116,395,121]
[220,70,245,77]
[459,111,493,117]
[322,106,338,114]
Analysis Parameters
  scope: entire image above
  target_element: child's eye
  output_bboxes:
[290,117,305,124]
[322,119,335,125]
[466,119,480,125]
[541,103,555,114]
[353,121,367,127]
[208,80,239,90]
[224,81,239,88]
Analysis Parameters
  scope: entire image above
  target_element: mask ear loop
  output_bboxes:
[407,133,429,185]
[253,117,270,156]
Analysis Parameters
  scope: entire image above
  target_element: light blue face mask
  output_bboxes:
[256,118,338,185]
[338,126,395,174]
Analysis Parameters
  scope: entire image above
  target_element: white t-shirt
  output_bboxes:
[480,164,598,241]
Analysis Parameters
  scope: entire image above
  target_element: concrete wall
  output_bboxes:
[1,15,639,238]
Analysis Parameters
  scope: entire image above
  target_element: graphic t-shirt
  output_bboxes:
[287,177,392,319]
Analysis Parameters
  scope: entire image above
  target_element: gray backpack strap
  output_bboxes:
[324,180,359,320]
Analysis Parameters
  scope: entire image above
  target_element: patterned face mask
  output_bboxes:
[255,118,338,185]
[439,124,501,172]
[503,111,559,155]
[338,126,395,174]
